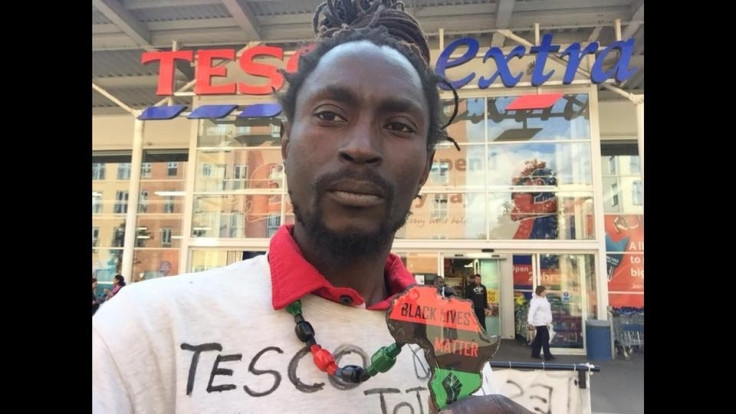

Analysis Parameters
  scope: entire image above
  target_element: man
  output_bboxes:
[527,285,556,361]
[464,274,491,331]
[434,276,456,298]
[93,1,530,413]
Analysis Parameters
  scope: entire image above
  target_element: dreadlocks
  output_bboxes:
[278,0,458,151]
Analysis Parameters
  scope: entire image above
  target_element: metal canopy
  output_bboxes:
[92,0,644,114]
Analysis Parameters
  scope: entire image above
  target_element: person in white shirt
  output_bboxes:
[527,285,555,361]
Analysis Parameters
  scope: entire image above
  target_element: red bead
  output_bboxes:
[310,345,338,375]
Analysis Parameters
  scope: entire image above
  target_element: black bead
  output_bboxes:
[295,320,315,342]
[335,365,366,383]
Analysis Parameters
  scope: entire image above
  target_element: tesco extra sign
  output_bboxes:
[143,33,637,96]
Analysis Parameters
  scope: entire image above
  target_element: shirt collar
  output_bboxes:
[268,224,415,311]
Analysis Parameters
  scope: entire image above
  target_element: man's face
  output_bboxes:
[282,41,433,257]
[474,276,481,285]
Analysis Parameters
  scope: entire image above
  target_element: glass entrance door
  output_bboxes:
[444,254,502,337]
[513,253,597,351]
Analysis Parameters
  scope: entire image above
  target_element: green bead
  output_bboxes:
[286,300,302,316]
[366,343,403,376]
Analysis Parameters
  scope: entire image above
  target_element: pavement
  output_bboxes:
[491,338,644,414]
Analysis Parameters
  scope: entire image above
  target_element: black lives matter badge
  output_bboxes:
[386,285,500,410]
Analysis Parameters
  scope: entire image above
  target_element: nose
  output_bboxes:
[338,117,382,165]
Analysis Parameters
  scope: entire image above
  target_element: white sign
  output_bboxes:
[494,369,591,414]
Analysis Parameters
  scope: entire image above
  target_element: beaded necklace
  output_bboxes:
[286,299,404,383]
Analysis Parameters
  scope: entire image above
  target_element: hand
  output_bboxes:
[484,308,491,316]
[436,394,533,414]
[527,325,535,331]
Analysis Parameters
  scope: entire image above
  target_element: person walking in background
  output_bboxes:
[104,274,126,301]
[527,285,555,361]
[465,274,491,330]
[434,276,456,298]
[92,277,101,316]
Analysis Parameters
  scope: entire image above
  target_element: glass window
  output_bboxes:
[485,94,590,141]
[610,183,619,207]
[608,156,616,174]
[92,192,103,214]
[195,148,283,192]
[487,142,593,187]
[233,164,248,190]
[114,191,129,214]
[267,213,280,237]
[193,194,282,238]
[167,162,178,176]
[441,97,487,144]
[141,162,152,178]
[198,118,282,148]
[92,163,105,180]
[161,227,172,247]
[486,192,595,240]
[629,156,640,174]
[632,181,642,206]
[112,226,125,247]
[139,191,149,213]
[600,142,641,214]
[431,194,448,219]
[117,163,131,180]
[424,145,486,190]
[164,196,175,213]
[395,191,488,240]
[202,163,212,177]
[92,227,99,247]
[430,161,451,185]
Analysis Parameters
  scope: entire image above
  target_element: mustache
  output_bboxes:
[313,168,393,200]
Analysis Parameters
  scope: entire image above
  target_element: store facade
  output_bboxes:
[92,33,643,355]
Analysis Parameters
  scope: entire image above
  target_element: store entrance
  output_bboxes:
[512,253,595,353]
[443,254,502,337]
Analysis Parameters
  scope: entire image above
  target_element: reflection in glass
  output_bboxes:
[485,94,590,141]
[487,142,592,187]
[424,145,485,190]
[133,151,188,283]
[488,193,594,240]
[193,194,283,238]
[197,118,281,148]
[398,192,487,240]
[441,97,486,144]
[195,148,284,192]
[540,253,589,349]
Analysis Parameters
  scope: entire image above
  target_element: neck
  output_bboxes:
[293,225,392,306]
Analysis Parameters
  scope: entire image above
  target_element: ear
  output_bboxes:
[280,120,292,164]
[417,149,436,190]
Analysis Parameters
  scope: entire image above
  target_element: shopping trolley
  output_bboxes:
[610,308,644,360]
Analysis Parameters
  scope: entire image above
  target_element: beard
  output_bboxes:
[290,169,412,264]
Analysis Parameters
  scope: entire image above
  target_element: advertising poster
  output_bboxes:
[512,255,532,289]
[605,214,644,308]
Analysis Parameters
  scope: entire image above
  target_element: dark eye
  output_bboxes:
[385,121,415,133]
[314,111,346,123]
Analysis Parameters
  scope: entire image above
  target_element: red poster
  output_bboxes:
[605,215,644,308]
[513,264,532,287]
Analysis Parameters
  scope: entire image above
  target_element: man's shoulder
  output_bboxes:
[138,254,267,290]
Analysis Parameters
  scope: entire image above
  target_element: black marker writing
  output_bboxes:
[181,342,222,396]
[244,346,283,397]
[208,353,242,393]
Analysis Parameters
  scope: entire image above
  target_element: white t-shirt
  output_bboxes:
[93,255,499,413]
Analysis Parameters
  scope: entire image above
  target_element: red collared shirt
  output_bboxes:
[268,224,416,310]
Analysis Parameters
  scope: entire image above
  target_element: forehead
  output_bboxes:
[297,40,426,107]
